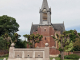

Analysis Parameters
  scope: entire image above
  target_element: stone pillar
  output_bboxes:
[53,58,55,60]
[9,43,15,58]
[45,43,49,58]
[3,58,6,60]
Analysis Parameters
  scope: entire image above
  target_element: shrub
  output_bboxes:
[58,54,61,57]
[64,54,80,59]
[0,54,9,57]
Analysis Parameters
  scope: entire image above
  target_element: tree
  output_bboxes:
[0,15,19,36]
[0,37,7,50]
[23,34,43,48]
[15,39,27,48]
[2,33,20,49]
[72,30,80,51]
[2,33,12,49]
[74,30,80,38]
[64,30,80,51]
[65,30,80,42]
[11,33,20,43]
[53,32,73,60]
[73,38,80,51]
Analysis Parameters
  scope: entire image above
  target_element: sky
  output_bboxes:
[0,0,80,40]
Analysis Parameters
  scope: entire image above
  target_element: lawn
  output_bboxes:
[0,57,8,60]
[50,57,78,60]
[0,57,78,60]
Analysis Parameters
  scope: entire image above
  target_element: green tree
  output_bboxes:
[15,39,27,48]
[65,30,80,42]
[65,30,80,51]
[2,33,12,49]
[11,33,20,43]
[0,37,7,50]
[72,30,80,51]
[73,38,80,51]
[23,34,43,48]
[0,15,19,36]
[74,30,80,38]
[53,32,73,60]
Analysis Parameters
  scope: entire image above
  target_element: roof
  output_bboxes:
[52,24,65,33]
[30,23,65,34]
[41,0,49,10]
[30,24,39,34]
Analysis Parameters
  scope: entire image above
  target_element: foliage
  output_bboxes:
[53,31,73,60]
[0,54,9,57]
[50,57,78,60]
[0,57,8,60]
[11,33,21,43]
[15,39,27,48]
[73,38,80,51]
[64,30,80,51]
[53,31,73,52]
[58,48,63,51]
[0,37,7,50]
[65,30,80,42]
[59,54,61,57]
[64,54,80,59]
[23,34,43,48]
[0,15,19,36]
[72,30,80,51]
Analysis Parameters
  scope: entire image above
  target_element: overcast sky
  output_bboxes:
[0,0,80,40]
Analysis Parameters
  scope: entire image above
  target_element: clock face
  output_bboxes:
[43,9,47,12]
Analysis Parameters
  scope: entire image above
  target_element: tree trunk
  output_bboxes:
[60,51,64,60]
[33,41,35,48]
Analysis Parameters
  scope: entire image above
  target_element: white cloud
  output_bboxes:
[0,0,80,40]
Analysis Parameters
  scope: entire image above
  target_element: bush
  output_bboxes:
[64,54,80,59]
[58,54,61,57]
[0,54,9,57]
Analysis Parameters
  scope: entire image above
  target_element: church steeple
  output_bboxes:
[39,0,51,25]
[41,0,49,10]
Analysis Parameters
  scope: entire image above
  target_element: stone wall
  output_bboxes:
[8,43,50,60]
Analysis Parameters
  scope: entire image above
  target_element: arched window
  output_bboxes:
[43,13,47,21]
[45,37,46,40]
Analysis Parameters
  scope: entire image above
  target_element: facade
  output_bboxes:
[30,0,65,56]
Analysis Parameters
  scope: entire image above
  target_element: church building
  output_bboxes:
[30,0,65,56]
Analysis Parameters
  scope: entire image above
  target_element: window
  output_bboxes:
[44,29,46,31]
[45,37,46,40]
[43,13,47,21]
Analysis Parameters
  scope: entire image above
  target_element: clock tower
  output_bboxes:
[40,0,51,25]
[30,0,65,56]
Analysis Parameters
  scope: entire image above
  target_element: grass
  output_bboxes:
[0,57,78,60]
[50,57,78,60]
[0,57,8,60]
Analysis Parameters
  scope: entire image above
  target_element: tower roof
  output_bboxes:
[41,0,49,10]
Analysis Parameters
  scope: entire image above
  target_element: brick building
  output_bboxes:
[30,0,65,56]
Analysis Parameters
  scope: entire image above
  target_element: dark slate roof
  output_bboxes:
[52,24,65,33]
[30,23,65,34]
[30,24,39,34]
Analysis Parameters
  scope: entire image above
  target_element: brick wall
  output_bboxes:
[29,25,62,55]
[73,51,80,56]
[0,50,9,56]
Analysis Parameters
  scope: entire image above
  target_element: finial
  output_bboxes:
[11,43,15,47]
[32,22,33,25]
[63,21,64,24]
[45,43,49,47]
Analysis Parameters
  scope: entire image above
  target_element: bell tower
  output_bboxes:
[39,0,51,25]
